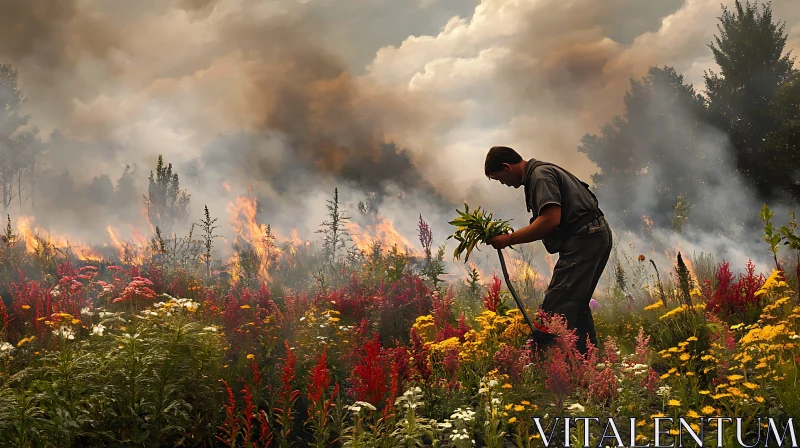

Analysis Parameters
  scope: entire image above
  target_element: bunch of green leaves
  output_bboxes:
[447,203,513,262]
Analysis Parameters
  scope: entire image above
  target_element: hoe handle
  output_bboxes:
[496,248,538,334]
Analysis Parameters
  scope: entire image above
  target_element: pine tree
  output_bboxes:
[704,0,798,200]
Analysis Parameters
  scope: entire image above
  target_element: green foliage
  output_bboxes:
[705,0,799,201]
[448,203,513,262]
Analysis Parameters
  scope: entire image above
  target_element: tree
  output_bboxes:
[704,0,798,201]
[316,187,350,267]
[0,63,39,211]
[143,155,190,232]
[579,66,715,231]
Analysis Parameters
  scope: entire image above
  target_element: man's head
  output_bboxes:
[484,146,526,188]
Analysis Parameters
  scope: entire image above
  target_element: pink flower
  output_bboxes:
[589,298,599,310]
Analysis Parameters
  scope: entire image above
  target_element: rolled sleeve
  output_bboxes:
[534,177,561,216]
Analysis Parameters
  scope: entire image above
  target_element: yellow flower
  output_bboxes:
[754,396,765,403]
[21,305,30,310]
[690,423,701,433]
[502,383,513,389]
[637,420,647,427]
[701,406,716,415]
[680,354,691,361]
[667,399,681,407]
[505,404,513,411]
[699,390,710,395]
[686,372,695,376]
[644,300,665,311]
[508,417,517,423]
[730,323,744,330]
[246,354,255,360]
[660,373,670,379]
[712,393,731,400]
[650,413,666,418]
[240,305,250,309]
[17,336,35,347]
[687,336,698,342]
[687,410,700,419]
[514,405,525,412]
[743,382,758,390]
[521,400,530,405]
[727,374,744,382]
[71,319,81,325]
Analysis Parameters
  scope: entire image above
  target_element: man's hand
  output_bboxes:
[487,232,513,250]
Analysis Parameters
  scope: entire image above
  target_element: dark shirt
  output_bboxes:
[522,159,600,234]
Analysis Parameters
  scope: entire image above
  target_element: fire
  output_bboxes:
[106,226,148,265]
[346,216,422,257]
[290,228,304,247]
[642,215,654,230]
[15,216,104,262]
[664,244,699,286]
[544,253,556,271]
[227,195,278,281]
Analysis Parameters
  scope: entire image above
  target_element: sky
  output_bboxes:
[2,0,799,279]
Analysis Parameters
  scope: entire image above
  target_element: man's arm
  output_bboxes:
[488,204,561,249]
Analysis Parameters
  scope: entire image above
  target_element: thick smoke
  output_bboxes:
[0,0,457,247]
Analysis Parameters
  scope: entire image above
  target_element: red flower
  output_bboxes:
[348,335,388,407]
[483,274,501,312]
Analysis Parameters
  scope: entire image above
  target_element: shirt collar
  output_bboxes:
[523,158,538,213]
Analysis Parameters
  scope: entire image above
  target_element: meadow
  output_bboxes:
[0,200,798,448]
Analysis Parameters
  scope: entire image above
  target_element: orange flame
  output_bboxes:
[346,217,422,257]
[227,195,277,282]
[664,244,699,286]
[15,216,103,262]
[544,253,555,271]
[106,226,148,265]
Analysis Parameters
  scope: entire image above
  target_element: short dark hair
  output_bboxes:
[484,146,522,177]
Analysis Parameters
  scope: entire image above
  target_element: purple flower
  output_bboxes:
[589,298,599,310]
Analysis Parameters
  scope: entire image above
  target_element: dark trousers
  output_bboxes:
[540,216,612,355]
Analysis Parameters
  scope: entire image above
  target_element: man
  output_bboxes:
[484,146,612,356]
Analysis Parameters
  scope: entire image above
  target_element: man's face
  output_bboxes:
[488,165,521,188]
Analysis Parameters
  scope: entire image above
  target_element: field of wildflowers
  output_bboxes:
[0,205,799,447]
